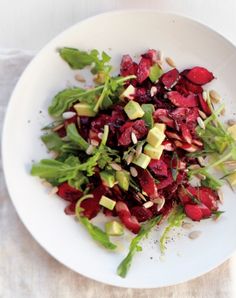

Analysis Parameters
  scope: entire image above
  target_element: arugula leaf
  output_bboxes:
[149,64,163,83]
[41,132,64,151]
[141,104,154,129]
[117,215,162,278]
[75,195,117,250]
[68,172,88,191]
[212,210,225,219]
[160,206,185,253]
[66,123,89,151]
[59,48,111,74]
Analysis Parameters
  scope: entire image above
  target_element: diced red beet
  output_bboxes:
[118,120,148,146]
[136,57,152,83]
[198,93,212,116]
[153,109,175,128]
[118,127,133,146]
[116,201,141,234]
[156,171,174,190]
[198,187,218,211]
[142,49,160,63]
[64,202,76,215]
[178,185,197,204]
[136,168,158,198]
[199,204,212,218]
[186,67,214,85]
[148,159,168,177]
[181,123,192,144]
[120,54,138,77]
[167,91,198,108]
[162,140,174,151]
[130,206,153,222]
[184,204,203,221]
[57,182,83,202]
[183,78,203,94]
[135,87,151,103]
[161,68,180,89]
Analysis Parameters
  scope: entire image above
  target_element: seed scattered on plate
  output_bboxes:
[165,57,176,68]
[77,116,81,128]
[198,109,207,120]
[217,189,224,204]
[110,162,122,171]
[52,123,64,132]
[91,139,99,147]
[188,230,202,240]
[42,180,52,188]
[131,132,138,144]
[155,197,165,211]
[197,117,205,129]
[182,222,194,230]
[209,89,221,103]
[202,91,208,101]
[143,201,154,209]
[150,86,157,97]
[62,111,76,119]
[227,119,236,126]
[137,192,147,201]
[196,173,206,180]
[126,152,134,165]
[130,166,138,177]
[135,143,143,158]
[86,144,95,155]
[49,186,58,195]
[188,164,201,170]
[220,107,226,116]
[75,73,86,83]
[197,156,206,166]
[98,132,103,139]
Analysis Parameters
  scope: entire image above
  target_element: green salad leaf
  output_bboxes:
[141,104,154,129]
[160,206,185,254]
[66,123,89,151]
[117,215,162,278]
[149,64,163,83]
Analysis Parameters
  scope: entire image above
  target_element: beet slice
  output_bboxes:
[118,120,148,146]
[181,123,192,144]
[153,109,175,128]
[57,182,83,202]
[116,201,141,234]
[183,78,203,94]
[184,204,203,221]
[130,206,153,222]
[156,171,174,190]
[142,49,160,63]
[186,66,214,85]
[136,57,152,83]
[198,93,212,116]
[199,204,212,218]
[198,187,218,211]
[136,168,158,198]
[161,68,180,89]
[167,91,198,107]
[148,159,168,177]
[120,54,138,77]
[64,202,76,215]
[162,140,174,151]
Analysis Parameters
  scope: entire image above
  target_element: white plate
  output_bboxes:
[2,11,236,288]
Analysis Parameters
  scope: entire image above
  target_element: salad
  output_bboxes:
[31,48,236,277]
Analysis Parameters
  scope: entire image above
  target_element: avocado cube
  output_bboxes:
[154,123,166,133]
[227,171,236,186]
[132,153,151,169]
[124,101,144,120]
[144,144,164,160]
[99,195,116,210]
[74,103,96,117]
[100,171,116,188]
[147,127,166,148]
[116,170,130,191]
[105,220,124,236]
[120,84,136,100]
[228,124,236,140]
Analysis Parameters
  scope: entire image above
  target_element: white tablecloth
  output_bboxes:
[1,2,236,297]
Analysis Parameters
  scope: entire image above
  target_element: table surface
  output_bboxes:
[1,1,236,297]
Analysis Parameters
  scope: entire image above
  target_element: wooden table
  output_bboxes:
[1,2,236,297]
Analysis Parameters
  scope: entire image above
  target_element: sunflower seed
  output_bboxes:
[198,109,207,120]
[126,152,134,165]
[52,124,64,132]
[165,57,176,68]
[131,132,138,144]
[86,144,95,155]
[98,132,103,139]
[135,143,143,158]
[130,166,138,177]
[197,117,205,129]
[157,197,165,211]
[197,156,206,166]
[209,89,221,103]
[49,186,58,195]
[42,180,52,188]
[142,191,148,196]
[150,86,158,97]
[202,91,208,101]
[220,107,226,116]
[137,192,147,201]
[188,231,202,240]
[224,160,236,167]
[157,60,163,70]
[227,119,236,126]
[196,173,206,180]
[75,73,86,82]
[77,116,81,129]
[182,222,194,230]
[91,139,99,147]
[62,111,76,119]
[188,164,201,170]
[217,189,224,204]
[143,201,154,208]
[110,162,122,171]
